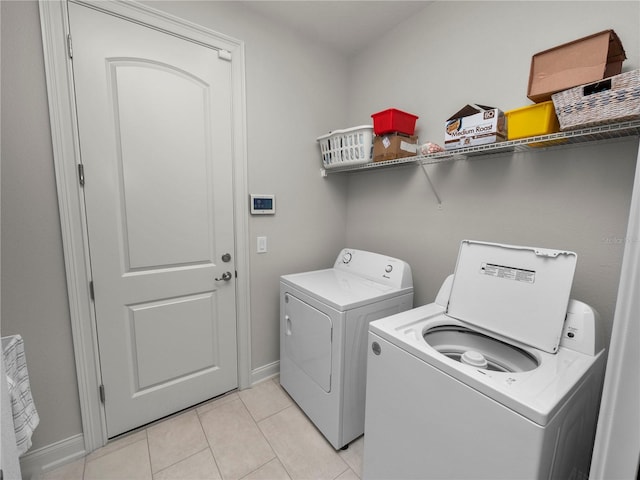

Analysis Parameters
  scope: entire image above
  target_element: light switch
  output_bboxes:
[257,236,267,253]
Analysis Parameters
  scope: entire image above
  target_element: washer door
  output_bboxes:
[283,293,333,392]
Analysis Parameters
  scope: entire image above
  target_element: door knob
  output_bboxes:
[222,253,231,262]
[215,271,232,282]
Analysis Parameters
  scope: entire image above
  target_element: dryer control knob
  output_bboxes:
[385,264,393,273]
[342,252,353,264]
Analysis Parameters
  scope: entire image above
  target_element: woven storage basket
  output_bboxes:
[316,126,374,169]
[552,69,640,130]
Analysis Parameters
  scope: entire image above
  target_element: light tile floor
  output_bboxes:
[35,378,364,480]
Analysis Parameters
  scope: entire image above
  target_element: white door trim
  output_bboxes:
[39,0,251,452]
[589,144,640,479]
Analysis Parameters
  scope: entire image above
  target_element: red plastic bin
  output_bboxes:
[371,108,419,136]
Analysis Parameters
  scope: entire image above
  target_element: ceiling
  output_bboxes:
[242,1,432,55]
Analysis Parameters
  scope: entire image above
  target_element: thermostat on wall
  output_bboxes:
[250,194,275,215]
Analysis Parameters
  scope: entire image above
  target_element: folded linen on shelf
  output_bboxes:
[2,334,40,456]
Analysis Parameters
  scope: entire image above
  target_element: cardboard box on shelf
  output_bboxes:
[444,104,506,150]
[373,133,418,162]
[527,30,626,103]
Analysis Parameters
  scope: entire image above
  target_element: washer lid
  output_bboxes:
[447,240,577,353]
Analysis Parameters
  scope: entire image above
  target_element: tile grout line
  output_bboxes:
[151,446,214,478]
[194,404,225,479]
[143,429,153,479]
[236,381,299,479]
[233,394,279,478]
[81,455,87,480]
[254,409,295,480]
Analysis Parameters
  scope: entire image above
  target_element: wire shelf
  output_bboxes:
[322,119,640,173]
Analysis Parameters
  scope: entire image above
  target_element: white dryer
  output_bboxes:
[363,240,606,479]
[280,248,413,449]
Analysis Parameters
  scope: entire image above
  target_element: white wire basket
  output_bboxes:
[317,125,374,169]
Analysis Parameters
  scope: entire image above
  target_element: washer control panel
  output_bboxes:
[559,299,603,356]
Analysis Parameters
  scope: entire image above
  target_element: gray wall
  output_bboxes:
[1,0,638,458]
[1,0,83,449]
[345,0,640,342]
[1,0,350,451]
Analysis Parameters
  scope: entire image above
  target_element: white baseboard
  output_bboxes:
[250,360,279,386]
[19,434,86,480]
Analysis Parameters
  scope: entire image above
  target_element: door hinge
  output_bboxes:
[89,281,95,301]
[67,34,73,59]
[78,164,85,186]
[218,49,232,61]
[99,384,105,403]
[235,270,238,278]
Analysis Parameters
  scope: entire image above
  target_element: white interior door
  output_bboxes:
[68,2,238,437]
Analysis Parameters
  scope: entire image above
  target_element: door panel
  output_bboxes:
[128,293,218,390]
[112,60,213,270]
[68,2,238,437]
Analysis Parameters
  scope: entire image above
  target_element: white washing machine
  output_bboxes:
[363,240,606,479]
[280,248,413,449]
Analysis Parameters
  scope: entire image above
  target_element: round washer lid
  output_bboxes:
[446,240,577,353]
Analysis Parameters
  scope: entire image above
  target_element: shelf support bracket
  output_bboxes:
[420,163,442,207]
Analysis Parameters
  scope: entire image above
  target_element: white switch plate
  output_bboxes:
[257,236,267,253]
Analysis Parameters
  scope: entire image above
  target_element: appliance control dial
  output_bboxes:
[342,252,353,264]
[385,264,393,273]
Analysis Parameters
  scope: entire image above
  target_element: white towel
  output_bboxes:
[2,335,39,456]
[1,349,22,479]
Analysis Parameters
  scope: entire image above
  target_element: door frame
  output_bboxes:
[39,0,251,452]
